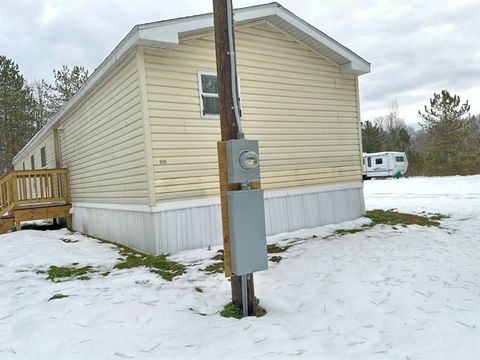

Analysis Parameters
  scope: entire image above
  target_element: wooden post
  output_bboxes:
[213,0,256,316]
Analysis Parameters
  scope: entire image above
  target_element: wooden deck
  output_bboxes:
[0,169,71,234]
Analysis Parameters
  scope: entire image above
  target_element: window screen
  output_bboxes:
[199,73,219,116]
[41,146,47,167]
[375,158,383,165]
[395,156,404,162]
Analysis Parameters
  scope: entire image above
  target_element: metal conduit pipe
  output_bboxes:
[226,0,244,139]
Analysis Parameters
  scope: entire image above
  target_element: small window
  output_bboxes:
[375,158,383,165]
[198,73,219,116]
[395,156,404,162]
[22,162,25,170]
[367,157,371,167]
[31,155,35,170]
[41,146,47,167]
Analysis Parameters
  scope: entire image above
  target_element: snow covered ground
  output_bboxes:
[1,175,479,359]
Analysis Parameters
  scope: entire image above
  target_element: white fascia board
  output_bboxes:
[340,61,371,75]
[139,27,179,46]
[275,6,370,75]
[235,3,278,20]
[138,4,277,41]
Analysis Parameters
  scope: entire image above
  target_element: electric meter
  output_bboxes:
[239,150,259,170]
[226,139,261,183]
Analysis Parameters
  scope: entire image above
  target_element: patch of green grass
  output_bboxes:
[220,302,244,319]
[203,261,224,274]
[220,298,267,319]
[366,209,443,227]
[429,213,450,221]
[334,228,367,235]
[256,305,267,317]
[334,209,447,236]
[114,247,186,281]
[212,253,224,261]
[46,265,93,281]
[267,244,291,254]
[96,239,185,281]
[48,293,69,301]
[202,252,226,275]
[255,298,267,318]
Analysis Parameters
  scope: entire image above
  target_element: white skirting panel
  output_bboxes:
[73,206,158,254]
[72,181,365,254]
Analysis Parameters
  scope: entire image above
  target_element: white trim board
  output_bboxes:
[72,181,363,213]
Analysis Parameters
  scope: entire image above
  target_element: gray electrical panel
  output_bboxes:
[227,189,268,275]
[226,139,260,184]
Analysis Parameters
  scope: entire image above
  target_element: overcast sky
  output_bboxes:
[1,0,478,125]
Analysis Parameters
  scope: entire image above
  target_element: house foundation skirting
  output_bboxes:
[72,181,365,254]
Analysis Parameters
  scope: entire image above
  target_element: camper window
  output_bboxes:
[395,156,404,162]
[367,157,371,167]
[375,158,383,165]
[198,72,219,117]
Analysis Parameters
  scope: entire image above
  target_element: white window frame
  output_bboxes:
[198,71,220,119]
[197,71,243,119]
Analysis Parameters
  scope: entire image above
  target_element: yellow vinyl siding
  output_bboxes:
[57,54,149,204]
[144,22,362,202]
[13,132,55,170]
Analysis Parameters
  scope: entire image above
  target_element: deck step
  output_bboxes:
[0,204,72,235]
[0,217,15,234]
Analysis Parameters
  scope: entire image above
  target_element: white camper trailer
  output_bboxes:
[363,152,408,179]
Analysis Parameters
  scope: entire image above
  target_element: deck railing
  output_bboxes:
[0,169,70,217]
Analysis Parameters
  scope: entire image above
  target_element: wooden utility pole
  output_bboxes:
[213,0,257,315]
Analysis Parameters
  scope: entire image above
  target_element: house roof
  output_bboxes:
[13,2,371,163]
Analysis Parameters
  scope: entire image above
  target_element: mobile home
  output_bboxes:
[10,3,371,253]
[363,151,408,179]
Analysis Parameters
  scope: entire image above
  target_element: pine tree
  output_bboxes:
[418,90,470,174]
[361,120,383,153]
[0,55,36,173]
[462,114,480,174]
[46,65,89,114]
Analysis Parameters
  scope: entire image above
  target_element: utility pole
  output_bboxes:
[213,0,257,315]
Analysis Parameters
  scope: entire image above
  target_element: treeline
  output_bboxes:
[362,91,480,176]
[0,55,88,173]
